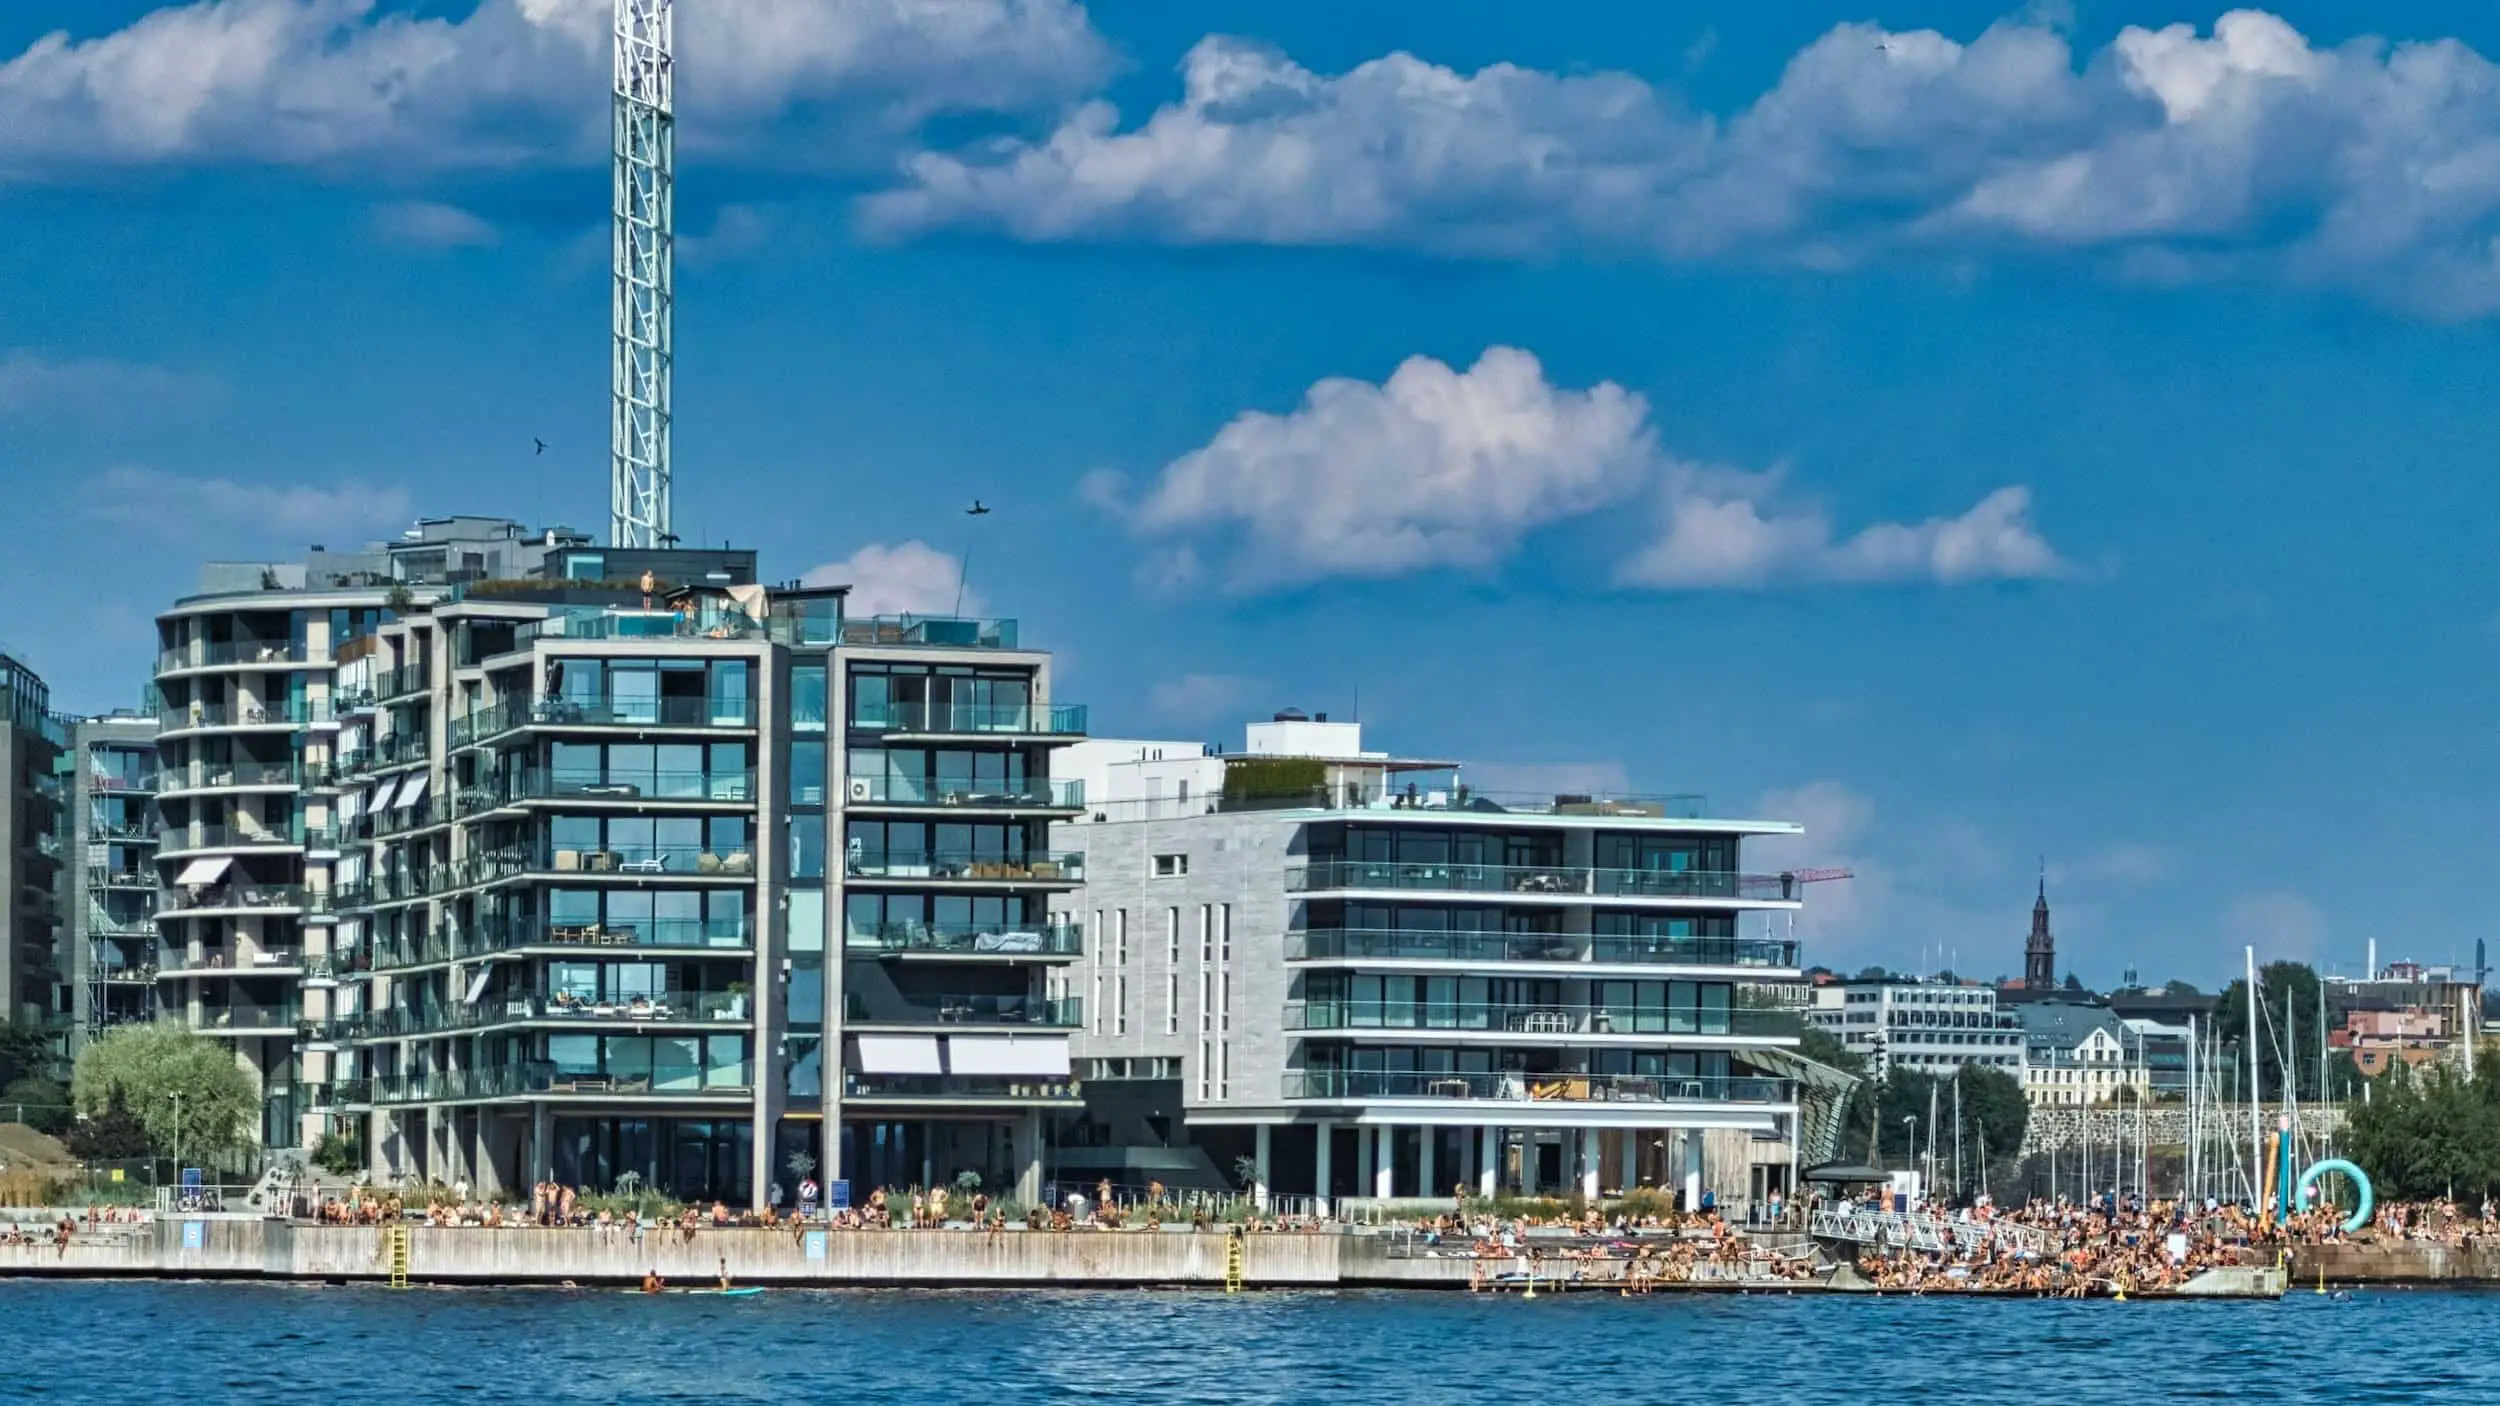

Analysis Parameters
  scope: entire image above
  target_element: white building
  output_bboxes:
[1807,978,2025,1078]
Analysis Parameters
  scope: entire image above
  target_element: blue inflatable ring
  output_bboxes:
[2296,1158,2373,1234]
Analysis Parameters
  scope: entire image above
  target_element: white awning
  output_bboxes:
[369,777,402,811]
[463,967,492,1004]
[945,1035,1070,1077]
[173,856,232,886]
[853,1034,944,1075]
[395,775,431,811]
[337,789,362,823]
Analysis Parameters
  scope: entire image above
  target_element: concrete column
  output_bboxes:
[1617,1129,1637,1193]
[1418,1126,1437,1201]
[1521,1133,1538,1198]
[1477,1128,1497,1199]
[1356,1127,1374,1200]
[920,1121,934,1193]
[1252,1124,1272,1211]
[1373,1125,1394,1200]
[1682,1130,1704,1212]
[1015,1110,1043,1207]
[530,1101,551,1185]
[1579,1128,1600,1202]
[1313,1121,1334,1217]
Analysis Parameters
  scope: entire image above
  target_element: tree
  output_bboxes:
[2340,1051,2500,1200]
[2212,961,2356,1103]
[2,1075,71,1134]
[71,1023,257,1162]
[64,1085,155,1161]
[0,1018,51,1088]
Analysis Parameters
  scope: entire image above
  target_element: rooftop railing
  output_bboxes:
[1280,1070,1793,1105]
[1286,928,1801,969]
[1282,1001,1803,1039]
[835,614,1017,650]
[1285,861,1804,903]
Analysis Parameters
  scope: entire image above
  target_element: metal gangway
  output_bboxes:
[1808,1208,2046,1257]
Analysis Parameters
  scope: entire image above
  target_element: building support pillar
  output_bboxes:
[1618,1129,1637,1194]
[1418,1126,1437,1201]
[1682,1130,1705,1212]
[1521,1133,1538,1198]
[1478,1127,1498,1199]
[1355,1127,1374,1201]
[1313,1121,1334,1218]
[1373,1124,1394,1200]
[1252,1124,1272,1212]
[530,1101,551,1188]
[1579,1128,1600,1202]
[1015,1110,1043,1208]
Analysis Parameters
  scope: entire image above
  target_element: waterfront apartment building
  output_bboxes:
[2016,1001,2152,1106]
[1807,977,2026,1078]
[63,712,160,1052]
[0,649,67,1046]
[149,518,608,1148]
[1049,715,1836,1213]
[321,558,1084,1209]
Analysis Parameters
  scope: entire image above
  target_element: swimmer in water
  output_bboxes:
[643,1271,664,1294]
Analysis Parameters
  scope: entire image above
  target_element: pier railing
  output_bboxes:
[1807,1207,2045,1257]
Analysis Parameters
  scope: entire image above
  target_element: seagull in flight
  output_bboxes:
[966,500,991,516]
[533,437,548,455]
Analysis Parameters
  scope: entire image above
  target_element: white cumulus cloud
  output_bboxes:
[866,11,2500,314]
[0,350,221,418]
[801,540,978,618]
[1111,346,2063,591]
[0,0,1110,182]
[90,465,409,538]
[371,200,497,249]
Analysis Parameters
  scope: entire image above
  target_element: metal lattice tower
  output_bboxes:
[611,0,673,548]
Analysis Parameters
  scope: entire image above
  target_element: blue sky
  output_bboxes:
[6,1,2500,987]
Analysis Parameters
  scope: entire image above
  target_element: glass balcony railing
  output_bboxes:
[835,614,1017,650]
[1280,1070,1794,1105]
[850,700,1086,736]
[844,920,1082,958]
[844,850,1083,883]
[198,1000,303,1032]
[841,776,1084,809]
[1283,1002,1803,1038]
[843,993,1082,1027]
[539,842,759,877]
[156,640,315,672]
[362,918,754,970]
[154,760,302,791]
[160,945,305,975]
[1286,929,1802,968]
[374,664,431,701]
[1286,862,1805,902]
[90,868,156,891]
[155,823,304,852]
[158,885,319,915]
[840,1073,1078,1102]
[371,1060,752,1103]
[157,698,335,730]
[357,988,750,1039]
[496,769,756,806]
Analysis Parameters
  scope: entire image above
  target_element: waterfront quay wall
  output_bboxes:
[2292,1241,2500,1285]
[0,1221,1488,1289]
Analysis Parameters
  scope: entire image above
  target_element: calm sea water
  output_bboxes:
[0,1281,2490,1403]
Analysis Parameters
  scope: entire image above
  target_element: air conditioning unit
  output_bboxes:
[847,779,873,802]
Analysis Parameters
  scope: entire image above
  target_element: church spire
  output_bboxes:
[2024,861,2056,990]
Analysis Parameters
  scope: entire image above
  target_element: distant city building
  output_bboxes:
[2327,953,2486,1078]
[2015,999,2151,1106]
[62,711,159,1054]
[1807,977,2024,1078]
[0,648,67,1055]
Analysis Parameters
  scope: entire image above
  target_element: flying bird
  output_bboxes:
[966,500,991,516]
[533,437,548,455]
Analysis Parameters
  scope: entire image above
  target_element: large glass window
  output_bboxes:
[789,740,826,806]
[790,664,827,733]
[790,814,826,879]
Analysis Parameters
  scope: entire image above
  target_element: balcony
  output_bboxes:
[1280,1070,1793,1106]
[89,868,156,892]
[158,884,325,917]
[160,945,305,977]
[155,823,305,856]
[481,768,756,809]
[840,1072,1079,1104]
[851,700,1086,737]
[374,664,431,701]
[371,1060,753,1104]
[1286,928,1801,970]
[841,776,1084,811]
[843,993,1082,1028]
[1285,861,1804,904]
[362,918,754,971]
[358,988,750,1039]
[154,760,301,795]
[156,640,315,674]
[157,698,335,733]
[834,613,1018,650]
[845,920,1082,959]
[844,851,1083,885]
[198,1000,303,1034]
[538,842,759,880]
[1282,1001,1802,1040]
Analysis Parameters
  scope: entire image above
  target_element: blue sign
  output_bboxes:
[828,1179,850,1210]
[181,1220,205,1250]
[803,1231,826,1261]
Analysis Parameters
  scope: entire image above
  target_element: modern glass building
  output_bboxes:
[0,648,68,1056]
[64,711,160,1050]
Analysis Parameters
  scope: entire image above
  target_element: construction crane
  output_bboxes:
[611,0,674,549]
